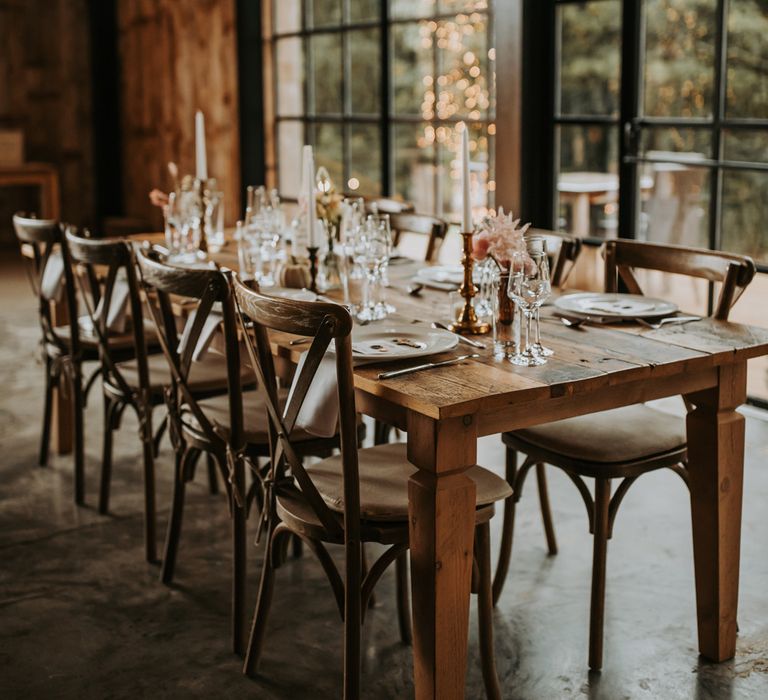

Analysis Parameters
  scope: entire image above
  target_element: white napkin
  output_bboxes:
[177,306,223,363]
[41,251,65,301]
[78,273,131,336]
[285,351,340,438]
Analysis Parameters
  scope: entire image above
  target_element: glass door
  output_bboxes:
[620,0,768,402]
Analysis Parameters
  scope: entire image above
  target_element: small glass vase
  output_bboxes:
[497,270,514,325]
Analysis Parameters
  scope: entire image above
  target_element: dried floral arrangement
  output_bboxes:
[471,207,531,270]
[315,166,344,229]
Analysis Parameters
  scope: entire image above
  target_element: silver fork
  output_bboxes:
[636,315,701,330]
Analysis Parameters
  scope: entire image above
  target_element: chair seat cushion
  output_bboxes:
[510,405,686,464]
[186,389,312,444]
[54,319,157,350]
[116,353,236,394]
[307,442,512,522]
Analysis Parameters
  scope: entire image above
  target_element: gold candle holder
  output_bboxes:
[450,230,490,335]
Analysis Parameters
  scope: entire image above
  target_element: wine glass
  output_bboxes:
[369,214,394,316]
[507,243,551,366]
[352,215,390,321]
[526,235,554,357]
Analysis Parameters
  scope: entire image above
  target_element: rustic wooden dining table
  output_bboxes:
[66,234,768,697]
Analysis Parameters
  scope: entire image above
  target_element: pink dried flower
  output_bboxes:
[472,231,491,260]
[472,207,531,269]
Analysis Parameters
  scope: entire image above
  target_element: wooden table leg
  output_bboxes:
[685,362,747,661]
[407,412,477,700]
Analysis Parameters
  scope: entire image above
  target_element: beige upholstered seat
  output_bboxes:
[514,405,686,464]
[185,389,310,444]
[307,442,512,522]
[116,353,241,395]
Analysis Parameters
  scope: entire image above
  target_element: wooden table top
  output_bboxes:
[139,234,768,427]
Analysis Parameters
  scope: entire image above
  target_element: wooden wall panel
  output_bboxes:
[117,0,241,229]
[0,0,94,239]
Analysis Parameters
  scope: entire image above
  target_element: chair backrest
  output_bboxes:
[232,276,357,543]
[13,213,80,356]
[389,212,449,263]
[362,196,414,215]
[135,248,245,497]
[528,228,582,287]
[603,239,756,320]
[65,230,151,401]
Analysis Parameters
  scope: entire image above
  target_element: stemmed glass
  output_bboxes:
[507,240,552,366]
[352,215,391,321]
[526,236,554,357]
[369,213,395,315]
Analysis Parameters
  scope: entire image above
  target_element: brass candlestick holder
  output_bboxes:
[450,230,490,335]
[196,178,209,253]
[307,246,319,293]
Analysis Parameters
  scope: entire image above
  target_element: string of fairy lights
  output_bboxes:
[412,9,496,216]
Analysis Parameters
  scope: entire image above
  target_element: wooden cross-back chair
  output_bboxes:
[134,249,348,654]
[233,277,512,699]
[604,238,755,319]
[135,249,250,652]
[495,239,756,671]
[13,214,89,503]
[389,212,449,263]
[528,227,583,287]
[65,231,181,561]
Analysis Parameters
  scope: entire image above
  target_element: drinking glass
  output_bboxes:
[526,236,554,357]
[507,244,552,366]
[352,215,391,321]
[237,220,260,282]
[204,189,225,253]
[171,188,203,263]
[341,197,365,280]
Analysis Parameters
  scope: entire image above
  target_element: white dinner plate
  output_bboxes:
[414,265,483,289]
[265,287,317,302]
[555,292,678,319]
[351,323,458,361]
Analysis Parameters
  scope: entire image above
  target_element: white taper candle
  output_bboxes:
[195,110,208,181]
[303,145,317,248]
[461,125,471,232]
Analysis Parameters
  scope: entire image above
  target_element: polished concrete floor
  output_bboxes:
[1,256,767,699]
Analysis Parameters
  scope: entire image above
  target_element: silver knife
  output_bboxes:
[377,353,480,380]
[431,321,486,349]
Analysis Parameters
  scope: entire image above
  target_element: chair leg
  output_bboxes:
[536,463,558,555]
[72,366,85,506]
[589,478,611,671]
[243,527,278,676]
[492,446,518,606]
[206,453,219,495]
[343,539,362,700]
[232,501,247,656]
[160,447,194,584]
[476,521,502,700]
[39,359,54,467]
[362,544,375,608]
[140,427,157,563]
[99,397,116,514]
[395,552,412,645]
[373,420,390,445]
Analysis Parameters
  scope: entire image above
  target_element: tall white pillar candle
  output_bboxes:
[461,125,471,232]
[195,110,208,181]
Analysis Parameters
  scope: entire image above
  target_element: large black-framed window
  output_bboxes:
[523,0,768,404]
[268,0,496,219]
[524,0,768,272]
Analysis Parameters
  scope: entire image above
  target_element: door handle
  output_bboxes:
[623,120,640,158]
